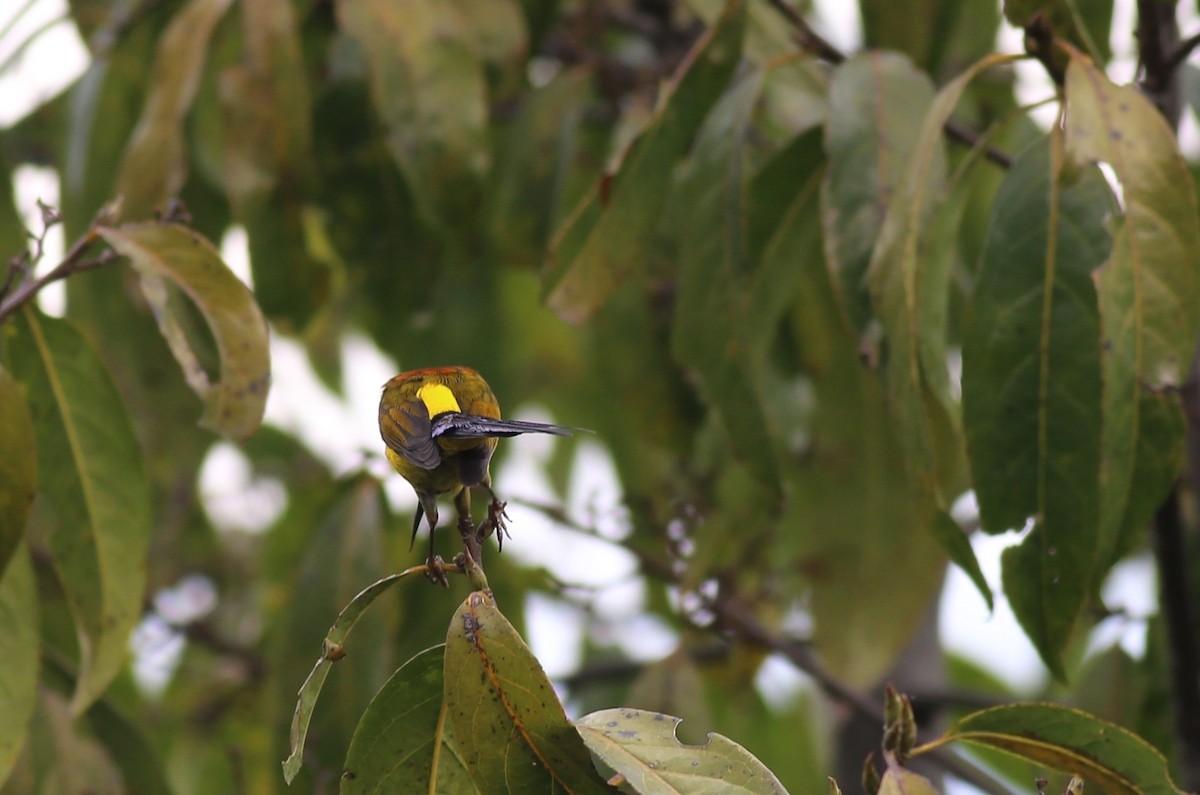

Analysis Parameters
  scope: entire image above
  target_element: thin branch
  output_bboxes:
[762,0,844,64]
[1153,491,1200,791]
[0,225,119,323]
[706,594,1011,795]
[1164,30,1200,77]
[761,0,1014,170]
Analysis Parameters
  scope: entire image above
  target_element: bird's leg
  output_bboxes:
[417,499,449,588]
[453,487,483,571]
[479,484,510,551]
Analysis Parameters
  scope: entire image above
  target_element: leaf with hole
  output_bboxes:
[576,708,788,795]
[98,222,270,440]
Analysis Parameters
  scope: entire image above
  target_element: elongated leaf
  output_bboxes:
[282,568,415,784]
[1063,52,1200,563]
[783,208,947,687]
[343,645,478,793]
[543,0,745,323]
[0,370,36,576]
[221,0,325,331]
[962,135,1112,676]
[930,703,1186,794]
[113,0,235,219]
[443,591,612,794]
[868,53,1019,500]
[98,223,270,439]
[823,52,935,331]
[577,708,787,795]
[930,511,991,610]
[336,0,489,229]
[0,545,38,783]
[9,309,151,714]
[671,69,778,491]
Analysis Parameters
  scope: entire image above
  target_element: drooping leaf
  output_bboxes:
[823,51,935,331]
[443,591,612,794]
[783,199,947,687]
[220,0,328,331]
[962,134,1112,677]
[0,370,36,576]
[576,708,788,795]
[336,0,490,229]
[113,0,235,220]
[543,0,746,323]
[0,545,38,784]
[928,703,1186,794]
[671,68,779,493]
[1063,52,1200,564]
[929,511,992,610]
[282,478,412,785]
[9,309,151,714]
[343,645,478,794]
[98,222,270,439]
[867,53,1018,500]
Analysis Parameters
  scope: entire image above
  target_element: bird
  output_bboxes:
[378,366,574,582]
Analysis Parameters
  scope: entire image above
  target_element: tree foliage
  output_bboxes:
[1,0,1199,792]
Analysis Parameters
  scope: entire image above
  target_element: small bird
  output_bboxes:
[378,366,573,580]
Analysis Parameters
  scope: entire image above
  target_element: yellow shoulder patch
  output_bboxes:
[417,382,461,417]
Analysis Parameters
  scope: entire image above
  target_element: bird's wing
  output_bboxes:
[379,401,442,469]
[432,413,575,439]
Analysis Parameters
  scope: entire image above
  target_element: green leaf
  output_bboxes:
[443,591,613,794]
[962,134,1112,677]
[929,511,991,610]
[98,222,270,439]
[576,708,788,795]
[823,52,935,331]
[113,0,235,220]
[0,370,36,577]
[1063,52,1200,564]
[282,566,415,784]
[868,53,1019,501]
[671,69,779,492]
[336,0,490,229]
[0,545,38,785]
[9,309,151,714]
[931,703,1187,794]
[220,0,326,331]
[343,645,479,794]
[543,0,746,323]
[783,206,947,687]
[61,10,158,239]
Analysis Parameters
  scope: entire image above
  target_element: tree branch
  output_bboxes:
[762,0,1014,169]
[0,226,118,323]
[1154,491,1200,790]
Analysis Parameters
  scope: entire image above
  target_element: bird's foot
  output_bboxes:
[482,498,511,550]
[424,554,451,588]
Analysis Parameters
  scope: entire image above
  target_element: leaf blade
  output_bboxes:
[10,309,151,713]
[98,222,271,439]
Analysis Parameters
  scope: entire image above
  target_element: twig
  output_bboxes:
[762,0,1014,169]
[0,228,119,323]
[1164,30,1200,77]
[763,0,844,64]
[706,593,1011,795]
[1153,491,1200,791]
[1136,0,1183,122]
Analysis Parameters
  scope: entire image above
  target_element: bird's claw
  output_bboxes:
[425,554,451,588]
[482,498,511,550]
